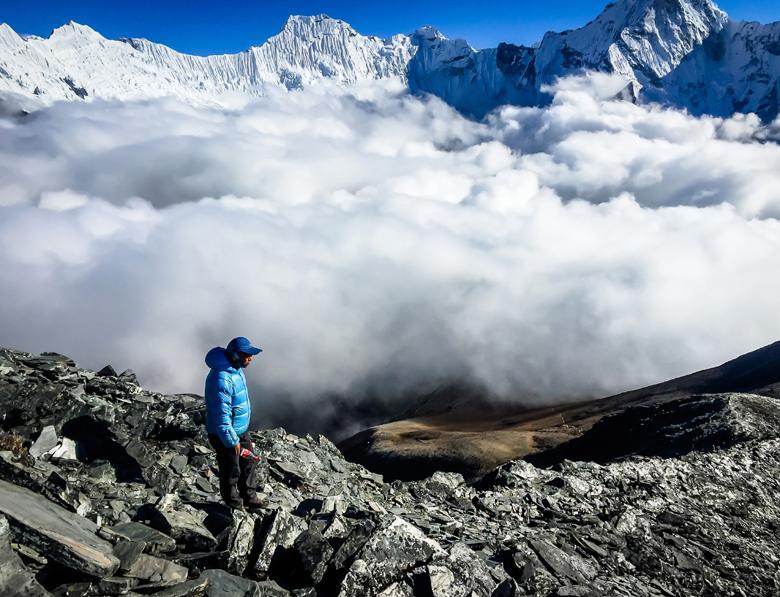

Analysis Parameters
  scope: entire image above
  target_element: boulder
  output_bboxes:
[527,539,597,584]
[123,552,189,587]
[113,539,146,570]
[136,498,217,552]
[339,517,445,595]
[289,528,334,586]
[109,521,177,554]
[226,510,256,575]
[29,426,59,458]
[200,569,289,596]
[252,509,307,578]
[0,479,119,577]
[426,542,507,597]
[330,519,376,571]
[0,514,50,596]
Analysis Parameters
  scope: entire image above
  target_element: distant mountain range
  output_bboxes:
[1,0,778,120]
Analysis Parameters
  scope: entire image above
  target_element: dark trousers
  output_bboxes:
[208,431,257,505]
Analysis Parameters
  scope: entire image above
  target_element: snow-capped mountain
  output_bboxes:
[407,0,779,120]
[650,19,780,120]
[0,16,413,107]
[1,0,778,121]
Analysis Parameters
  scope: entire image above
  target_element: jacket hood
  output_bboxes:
[205,347,234,371]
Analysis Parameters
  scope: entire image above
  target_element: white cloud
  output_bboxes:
[1,76,779,435]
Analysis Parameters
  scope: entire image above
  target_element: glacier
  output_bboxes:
[0,0,778,121]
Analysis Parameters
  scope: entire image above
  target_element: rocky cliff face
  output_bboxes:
[1,0,779,121]
[1,345,780,596]
[407,0,779,121]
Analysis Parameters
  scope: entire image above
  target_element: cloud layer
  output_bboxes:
[2,76,780,436]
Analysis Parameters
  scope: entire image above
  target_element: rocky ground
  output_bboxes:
[1,347,779,596]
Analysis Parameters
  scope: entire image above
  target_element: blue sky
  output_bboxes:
[4,1,780,54]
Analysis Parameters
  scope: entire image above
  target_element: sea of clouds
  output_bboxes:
[2,75,780,436]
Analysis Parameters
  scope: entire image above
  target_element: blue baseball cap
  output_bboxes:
[226,336,263,356]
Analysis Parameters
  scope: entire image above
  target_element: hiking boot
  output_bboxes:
[242,494,268,510]
[223,493,245,511]
[226,499,245,511]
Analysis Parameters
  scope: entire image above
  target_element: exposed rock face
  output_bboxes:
[1,345,780,595]
[529,392,780,465]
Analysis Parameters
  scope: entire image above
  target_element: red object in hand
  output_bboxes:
[240,447,260,462]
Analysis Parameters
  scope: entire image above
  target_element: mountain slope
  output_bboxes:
[650,19,780,120]
[408,0,779,120]
[339,340,780,481]
[2,346,780,595]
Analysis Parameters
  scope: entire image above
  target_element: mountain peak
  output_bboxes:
[49,21,102,40]
[412,26,447,43]
[279,14,356,36]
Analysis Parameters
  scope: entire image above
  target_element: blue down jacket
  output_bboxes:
[204,347,251,447]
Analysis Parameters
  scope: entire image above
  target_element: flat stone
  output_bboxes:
[124,552,189,586]
[0,515,50,596]
[49,437,78,461]
[528,539,597,584]
[200,569,289,597]
[29,425,58,458]
[151,577,210,597]
[0,479,119,577]
[110,522,176,554]
[113,539,146,570]
[135,502,216,552]
[96,576,139,595]
[331,519,376,571]
[170,454,189,474]
[125,439,156,469]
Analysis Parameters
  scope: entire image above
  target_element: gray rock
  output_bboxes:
[123,552,189,586]
[427,542,506,597]
[109,521,177,554]
[149,576,209,597]
[113,539,146,571]
[48,437,78,461]
[528,539,597,584]
[376,581,414,597]
[170,454,189,474]
[200,569,289,596]
[29,426,58,458]
[252,509,307,578]
[95,576,139,595]
[136,498,216,551]
[330,518,377,571]
[226,510,256,575]
[339,517,445,595]
[0,514,50,596]
[290,528,334,585]
[0,479,119,577]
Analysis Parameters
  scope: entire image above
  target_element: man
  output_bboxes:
[204,336,264,510]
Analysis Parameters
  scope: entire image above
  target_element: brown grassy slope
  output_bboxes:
[338,341,780,480]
